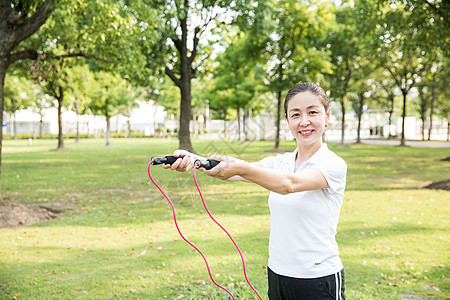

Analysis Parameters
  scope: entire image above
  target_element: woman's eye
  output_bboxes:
[309,111,318,115]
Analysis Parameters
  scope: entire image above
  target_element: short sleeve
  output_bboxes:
[258,155,275,169]
[313,158,347,195]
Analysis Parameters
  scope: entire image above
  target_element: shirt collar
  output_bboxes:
[283,143,328,168]
[306,143,328,165]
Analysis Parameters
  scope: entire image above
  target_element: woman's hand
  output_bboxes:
[203,155,247,180]
[162,150,196,172]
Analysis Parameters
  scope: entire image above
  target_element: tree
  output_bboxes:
[1,0,139,197]
[349,80,376,144]
[433,57,450,141]
[131,0,214,151]
[378,36,424,145]
[4,75,35,139]
[420,53,445,141]
[0,0,55,197]
[31,0,140,148]
[349,56,379,143]
[207,78,232,137]
[436,97,450,142]
[326,0,381,146]
[258,0,332,150]
[375,0,449,146]
[191,78,213,137]
[117,86,144,138]
[374,75,401,139]
[66,65,95,142]
[31,93,51,139]
[416,84,431,141]
[29,57,72,149]
[146,76,181,136]
[89,72,132,146]
[209,34,264,140]
[129,0,238,152]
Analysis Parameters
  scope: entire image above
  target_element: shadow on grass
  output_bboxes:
[30,185,270,227]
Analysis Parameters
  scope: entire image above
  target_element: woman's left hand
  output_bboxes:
[203,155,246,180]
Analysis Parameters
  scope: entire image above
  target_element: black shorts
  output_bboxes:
[267,267,345,300]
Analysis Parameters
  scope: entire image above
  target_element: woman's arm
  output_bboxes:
[240,164,328,194]
[205,155,329,194]
[224,162,262,183]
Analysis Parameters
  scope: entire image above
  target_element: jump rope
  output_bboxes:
[148,155,263,300]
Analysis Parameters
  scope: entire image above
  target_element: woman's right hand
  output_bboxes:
[162,150,197,172]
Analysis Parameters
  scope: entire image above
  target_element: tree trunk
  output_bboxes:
[192,113,197,138]
[75,99,80,142]
[0,60,6,199]
[388,93,395,139]
[127,118,131,138]
[419,89,427,141]
[340,99,346,145]
[57,85,64,150]
[105,100,110,146]
[244,108,249,140]
[421,112,426,141]
[39,113,43,139]
[223,115,227,139]
[12,112,17,140]
[400,90,407,146]
[178,79,192,151]
[237,107,241,141]
[172,1,194,152]
[106,115,110,146]
[274,90,282,149]
[356,92,364,144]
[9,97,18,139]
[75,111,80,143]
[153,106,158,138]
[339,61,352,145]
[447,118,449,142]
[427,83,436,141]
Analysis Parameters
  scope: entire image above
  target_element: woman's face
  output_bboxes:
[286,92,330,147]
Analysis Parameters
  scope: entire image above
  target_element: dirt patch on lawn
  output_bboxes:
[0,201,63,228]
[423,180,450,191]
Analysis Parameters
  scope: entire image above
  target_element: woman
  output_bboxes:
[165,82,346,299]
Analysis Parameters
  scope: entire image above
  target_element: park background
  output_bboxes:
[0,0,449,299]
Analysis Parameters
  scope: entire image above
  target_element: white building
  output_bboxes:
[3,100,167,138]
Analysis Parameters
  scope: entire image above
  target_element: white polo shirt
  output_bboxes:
[260,143,347,278]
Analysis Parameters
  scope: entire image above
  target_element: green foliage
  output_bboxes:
[2,0,448,155]
[88,71,132,118]
[262,0,332,92]
[207,34,267,121]
[64,64,96,115]
[40,0,137,69]
[3,75,37,113]
[146,76,180,115]
[5,0,447,136]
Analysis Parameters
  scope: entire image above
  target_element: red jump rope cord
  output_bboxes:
[147,161,235,299]
[192,164,263,300]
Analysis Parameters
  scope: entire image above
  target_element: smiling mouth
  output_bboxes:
[299,130,314,135]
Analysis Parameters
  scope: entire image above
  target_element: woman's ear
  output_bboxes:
[325,109,331,127]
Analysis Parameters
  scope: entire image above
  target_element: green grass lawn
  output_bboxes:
[0,138,449,299]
